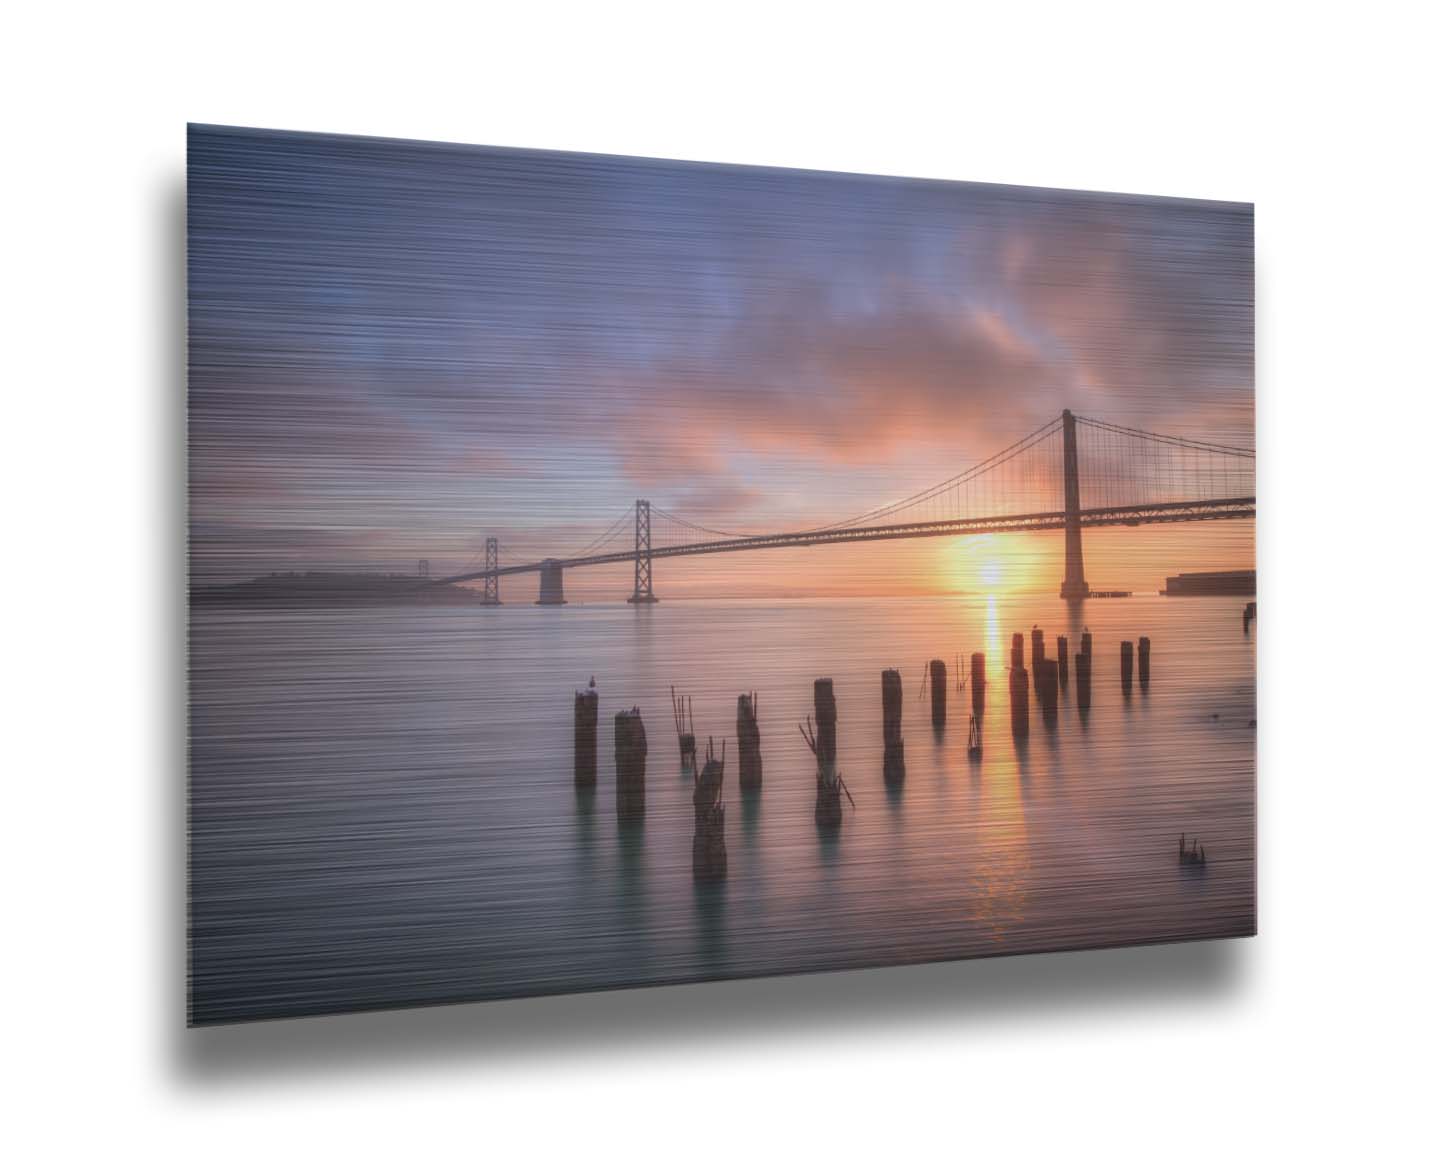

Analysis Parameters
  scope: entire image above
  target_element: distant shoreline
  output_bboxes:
[190,572,484,609]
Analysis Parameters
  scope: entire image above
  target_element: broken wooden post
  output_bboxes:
[1243,601,1257,632]
[1056,635,1069,686]
[692,737,727,881]
[815,772,844,827]
[1011,632,1026,670]
[1031,626,1045,669]
[1075,652,1092,712]
[574,686,598,788]
[1010,664,1030,743]
[671,686,696,772]
[1120,640,1134,697]
[1081,630,1093,661]
[966,712,982,761]
[614,707,647,823]
[882,668,905,784]
[929,658,947,729]
[802,678,844,828]
[1138,636,1151,690]
[970,652,986,715]
[737,691,762,792]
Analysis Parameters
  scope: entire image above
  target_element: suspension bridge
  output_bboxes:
[435,410,1255,604]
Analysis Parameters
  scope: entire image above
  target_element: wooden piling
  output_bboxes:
[1120,640,1134,696]
[802,678,844,828]
[1031,627,1045,669]
[813,678,837,770]
[692,737,727,881]
[1010,664,1030,742]
[1056,635,1069,686]
[1243,601,1257,632]
[737,691,762,792]
[1081,630,1093,661]
[882,668,905,784]
[970,652,986,715]
[1075,652,1092,711]
[929,658,947,729]
[1138,636,1151,690]
[614,707,647,824]
[815,773,843,827]
[1011,632,1026,670]
[574,688,598,788]
[1035,657,1059,723]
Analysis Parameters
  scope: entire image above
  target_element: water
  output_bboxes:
[189,593,1256,1023]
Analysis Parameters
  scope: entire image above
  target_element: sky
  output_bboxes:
[188,125,1254,598]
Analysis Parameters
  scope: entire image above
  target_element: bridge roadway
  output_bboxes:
[434,496,1256,585]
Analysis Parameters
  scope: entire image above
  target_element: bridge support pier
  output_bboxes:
[1060,408,1090,601]
[537,560,566,605]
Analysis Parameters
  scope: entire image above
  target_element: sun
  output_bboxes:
[945,532,1047,594]
[949,534,1006,592]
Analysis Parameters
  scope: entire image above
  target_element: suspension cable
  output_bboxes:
[1074,415,1254,458]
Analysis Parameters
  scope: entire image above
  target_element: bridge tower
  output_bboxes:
[628,499,658,604]
[481,536,500,605]
[1060,408,1089,601]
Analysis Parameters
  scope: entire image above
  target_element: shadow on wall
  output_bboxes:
[172,937,1247,1085]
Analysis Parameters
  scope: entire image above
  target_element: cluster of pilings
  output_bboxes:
[692,738,727,881]
[575,688,729,881]
[573,623,1163,875]
[1119,636,1152,696]
[1029,628,1059,726]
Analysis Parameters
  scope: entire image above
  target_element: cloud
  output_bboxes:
[598,276,1069,486]
[188,128,1253,578]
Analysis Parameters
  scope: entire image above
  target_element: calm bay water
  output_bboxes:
[189,593,1255,1023]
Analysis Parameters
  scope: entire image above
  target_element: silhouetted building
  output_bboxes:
[1165,570,1256,596]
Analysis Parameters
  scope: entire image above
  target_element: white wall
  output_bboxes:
[5,2,1436,1146]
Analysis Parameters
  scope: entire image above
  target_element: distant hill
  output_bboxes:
[191,572,484,608]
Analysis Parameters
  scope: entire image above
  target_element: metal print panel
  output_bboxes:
[187,124,1255,1025]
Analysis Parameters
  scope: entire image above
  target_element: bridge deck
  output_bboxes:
[437,497,1255,584]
